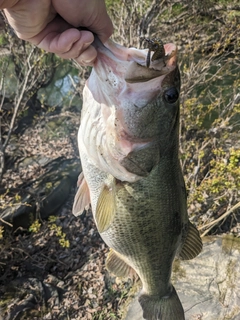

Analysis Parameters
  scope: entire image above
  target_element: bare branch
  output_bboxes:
[3,48,35,151]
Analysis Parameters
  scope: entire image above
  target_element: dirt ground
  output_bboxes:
[0,2,239,319]
[0,21,134,315]
[0,105,133,320]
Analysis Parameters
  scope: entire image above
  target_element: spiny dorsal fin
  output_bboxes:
[179,221,203,260]
[106,249,135,278]
[96,178,116,233]
[72,173,90,216]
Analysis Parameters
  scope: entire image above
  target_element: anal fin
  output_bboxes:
[179,221,203,260]
[106,249,135,278]
[72,172,90,216]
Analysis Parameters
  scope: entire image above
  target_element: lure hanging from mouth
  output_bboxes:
[142,37,166,68]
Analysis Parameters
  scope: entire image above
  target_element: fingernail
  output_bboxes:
[83,57,96,65]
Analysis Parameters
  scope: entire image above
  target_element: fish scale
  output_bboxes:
[102,159,185,294]
[73,37,203,320]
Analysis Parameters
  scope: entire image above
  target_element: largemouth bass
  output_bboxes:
[73,37,202,320]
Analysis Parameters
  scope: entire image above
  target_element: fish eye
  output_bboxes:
[164,87,179,104]
[153,44,160,51]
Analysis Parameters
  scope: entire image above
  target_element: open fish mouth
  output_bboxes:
[104,40,178,83]
[92,37,178,83]
[124,43,178,83]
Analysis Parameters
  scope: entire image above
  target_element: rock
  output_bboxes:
[0,157,81,231]
[0,277,64,320]
[14,94,41,135]
[18,155,50,169]
[123,236,240,320]
[0,14,5,31]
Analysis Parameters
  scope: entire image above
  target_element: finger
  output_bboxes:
[88,15,113,44]
[53,32,97,64]
[85,2,113,43]
[36,26,97,65]
[38,28,94,54]
[52,0,113,43]
[3,1,56,39]
[72,45,97,66]
[0,1,19,9]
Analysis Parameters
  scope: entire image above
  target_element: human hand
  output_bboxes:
[0,0,113,65]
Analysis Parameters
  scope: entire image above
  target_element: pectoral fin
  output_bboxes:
[96,179,116,233]
[106,249,135,278]
[72,172,90,216]
[179,221,203,260]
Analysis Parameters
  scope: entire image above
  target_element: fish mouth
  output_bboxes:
[124,43,178,83]
[93,38,177,84]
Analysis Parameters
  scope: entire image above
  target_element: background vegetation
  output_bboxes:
[0,0,240,319]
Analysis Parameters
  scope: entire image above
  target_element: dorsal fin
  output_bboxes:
[72,172,91,216]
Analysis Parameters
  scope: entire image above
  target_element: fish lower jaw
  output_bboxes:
[80,139,141,183]
[114,130,157,156]
[96,151,141,183]
[119,139,156,156]
[103,142,156,180]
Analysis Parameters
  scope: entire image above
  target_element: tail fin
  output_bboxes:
[139,286,185,320]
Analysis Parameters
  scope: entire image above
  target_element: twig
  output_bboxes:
[138,0,166,37]
[0,60,8,181]
[0,218,13,227]
[199,201,240,237]
[3,48,35,150]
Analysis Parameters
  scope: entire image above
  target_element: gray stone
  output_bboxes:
[0,277,64,320]
[124,236,240,320]
[1,157,81,230]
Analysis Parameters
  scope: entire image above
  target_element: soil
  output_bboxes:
[0,106,133,320]
[0,201,133,320]
[0,2,239,319]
